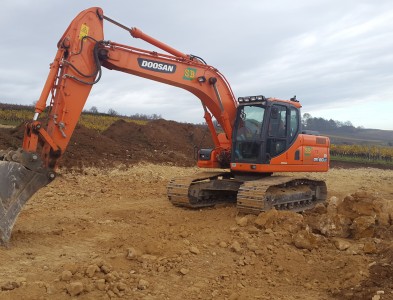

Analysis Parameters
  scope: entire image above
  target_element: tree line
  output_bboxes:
[302,113,357,131]
[84,106,162,120]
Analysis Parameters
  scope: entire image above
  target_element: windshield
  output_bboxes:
[235,105,265,141]
[233,105,265,162]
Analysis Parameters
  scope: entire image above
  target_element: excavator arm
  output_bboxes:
[27,7,237,169]
[0,7,238,244]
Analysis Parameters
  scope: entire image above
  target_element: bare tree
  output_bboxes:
[108,108,118,116]
[89,106,98,114]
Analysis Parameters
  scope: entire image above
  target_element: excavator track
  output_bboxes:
[168,172,327,214]
[237,176,327,214]
[167,171,242,208]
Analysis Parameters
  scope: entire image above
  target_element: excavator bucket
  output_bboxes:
[0,150,52,245]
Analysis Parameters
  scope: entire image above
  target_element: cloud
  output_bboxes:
[0,1,392,129]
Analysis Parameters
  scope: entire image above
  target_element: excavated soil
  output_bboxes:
[0,120,214,170]
[0,120,393,300]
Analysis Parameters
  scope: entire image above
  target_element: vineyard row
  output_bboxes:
[331,144,393,162]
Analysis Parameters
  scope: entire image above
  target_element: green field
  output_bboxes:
[0,107,147,131]
[330,155,393,166]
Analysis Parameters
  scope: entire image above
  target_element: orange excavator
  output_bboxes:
[0,7,329,244]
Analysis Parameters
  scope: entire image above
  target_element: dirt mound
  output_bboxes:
[304,192,393,299]
[0,119,214,169]
[100,119,213,167]
[0,123,24,150]
[252,190,393,299]
[304,192,393,240]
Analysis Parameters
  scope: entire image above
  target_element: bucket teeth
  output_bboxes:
[0,149,53,245]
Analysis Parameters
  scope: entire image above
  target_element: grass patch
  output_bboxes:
[79,114,147,132]
[0,109,148,131]
[331,155,393,166]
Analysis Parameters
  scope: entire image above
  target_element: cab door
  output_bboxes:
[265,104,299,162]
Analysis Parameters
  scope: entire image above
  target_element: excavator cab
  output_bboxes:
[231,95,329,175]
[232,95,300,165]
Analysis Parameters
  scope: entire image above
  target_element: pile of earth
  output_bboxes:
[0,119,214,169]
[1,119,392,171]
[249,190,393,299]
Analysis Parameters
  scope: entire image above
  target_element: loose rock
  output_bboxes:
[95,279,106,291]
[67,282,84,297]
[351,216,376,239]
[189,246,200,254]
[1,281,19,291]
[230,241,242,253]
[179,268,189,275]
[363,241,377,254]
[60,270,73,281]
[126,247,140,260]
[236,216,248,227]
[85,264,99,278]
[219,241,228,248]
[100,263,112,274]
[333,238,351,251]
[137,279,150,290]
[293,230,320,250]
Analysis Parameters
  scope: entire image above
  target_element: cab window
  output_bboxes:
[268,105,287,138]
[289,107,299,143]
[267,105,287,158]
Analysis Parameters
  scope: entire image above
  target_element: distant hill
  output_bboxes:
[316,128,393,146]
[302,114,393,146]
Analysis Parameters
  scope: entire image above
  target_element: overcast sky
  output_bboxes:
[0,0,392,130]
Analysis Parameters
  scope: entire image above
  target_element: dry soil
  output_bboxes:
[0,165,392,300]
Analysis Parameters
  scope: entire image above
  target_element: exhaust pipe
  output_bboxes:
[0,149,54,245]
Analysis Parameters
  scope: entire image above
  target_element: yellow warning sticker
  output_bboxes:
[79,24,89,40]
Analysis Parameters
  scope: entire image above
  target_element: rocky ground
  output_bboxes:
[1,120,393,299]
[0,164,392,300]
